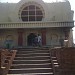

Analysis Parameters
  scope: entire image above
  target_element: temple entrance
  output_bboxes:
[27,33,36,46]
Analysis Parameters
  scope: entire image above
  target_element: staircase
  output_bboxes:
[7,47,54,75]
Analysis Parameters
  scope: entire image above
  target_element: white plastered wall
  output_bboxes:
[0,29,18,47]
[0,0,73,22]
[46,28,65,46]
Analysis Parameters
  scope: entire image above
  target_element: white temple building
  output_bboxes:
[0,0,74,48]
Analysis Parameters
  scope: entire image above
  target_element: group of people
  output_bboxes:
[33,34,42,47]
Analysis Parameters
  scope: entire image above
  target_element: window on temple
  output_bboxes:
[21,5,43,21]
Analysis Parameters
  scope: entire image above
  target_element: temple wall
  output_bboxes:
[0,0,73,22]
[0,28,66,47]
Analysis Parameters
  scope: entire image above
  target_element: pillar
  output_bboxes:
[64,28,70,47]
[18,29,23,46]
[41,29,46,46]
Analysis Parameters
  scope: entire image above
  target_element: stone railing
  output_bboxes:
[0,49,17,75]
[0,21,74,29]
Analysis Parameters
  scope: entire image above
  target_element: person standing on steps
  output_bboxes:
[34,34,38,46]
[37,34,42,47]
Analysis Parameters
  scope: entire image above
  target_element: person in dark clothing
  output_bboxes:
[34,35,38,46]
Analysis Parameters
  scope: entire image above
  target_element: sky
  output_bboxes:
[0,0,75,43]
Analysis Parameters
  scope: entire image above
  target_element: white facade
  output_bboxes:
[0,0,74,48]
[0,0,73,22]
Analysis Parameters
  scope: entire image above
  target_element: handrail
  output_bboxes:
[0,49,17,75]
[49,49,56,75]
[50,47,75,75]
[49,48,60,75]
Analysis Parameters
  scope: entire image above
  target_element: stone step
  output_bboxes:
[17,48,49,50]
[13,59,51,64]
[16,53,49,55]
[15,56,50,58]
[13,59,51,61]
[11,64,52,69]
[17,51,50,54]
[17,48,49,51]
[8,48,54,75]
[14,56,50,60]
[17,50,49,54]
[12,63,51,66]
[7,72,53,75]
[9,68,53,74]
[16,54,50,57]
[51,57,57,59]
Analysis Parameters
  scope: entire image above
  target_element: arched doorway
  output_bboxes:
[27,33,36,46]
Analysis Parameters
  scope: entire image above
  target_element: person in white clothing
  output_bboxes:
[37,34,42,46]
